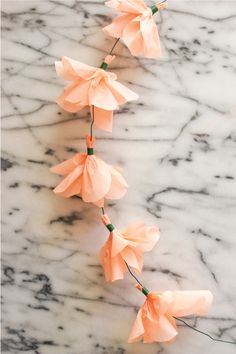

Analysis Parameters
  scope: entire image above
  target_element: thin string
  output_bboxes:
[90,104,95,140]
[125,261,144,288]
[109,37,120,55]
[174,317,236,345]
[159,0,167,5]
[124,262,236,345]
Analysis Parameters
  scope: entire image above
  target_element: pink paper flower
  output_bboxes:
[100,214,160,281]
[55,55,138,132]
[103,0,167,59]
[128,285,213,343]
[50,136,128,206]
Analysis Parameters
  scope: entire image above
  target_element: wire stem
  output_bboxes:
[125,262,145,288]
[174,317,236,345]
[90,105,95,140]
[109,37,120,55]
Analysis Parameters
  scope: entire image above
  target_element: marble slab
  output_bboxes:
[2,0,236,353]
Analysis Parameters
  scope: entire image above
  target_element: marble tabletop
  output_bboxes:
[2,1,236,353]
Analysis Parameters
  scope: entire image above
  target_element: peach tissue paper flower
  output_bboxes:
[50,136,128,207]
[103,0,167,59]
[100,214,160,281]
[55,55,138,132]
[128,285,213,343]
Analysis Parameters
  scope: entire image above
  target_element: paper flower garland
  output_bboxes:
[100,214,160,281]
[49,0,236,346]
[51,135,128,206]
[128,285,213,343]
[56,55,138,131]
[103,0,167,58]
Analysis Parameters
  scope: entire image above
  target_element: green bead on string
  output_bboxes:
[106,223,115,232]
[100,62,108,70]
[141,287,149,296]
[150,4,158,15]
[87,147,94,155]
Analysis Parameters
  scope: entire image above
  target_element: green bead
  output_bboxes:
[107,223,115,232]
[142,287,149,296]
[150,4,158,14]
[87,147,94,155]
[100,62,108,70]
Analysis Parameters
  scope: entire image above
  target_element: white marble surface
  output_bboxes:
[2,0,236,353]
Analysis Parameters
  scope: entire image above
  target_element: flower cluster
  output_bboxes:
[51,0,213,344]
[100,214,160,282]
[51,135,128,206]
[55,55,138,131]
[129,285,213,343]
[104,0,167,58]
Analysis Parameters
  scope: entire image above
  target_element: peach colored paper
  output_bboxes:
[55,56,138,132]
[100,214,160,281]
[128,286,213,343]
[50,136,128,206]
[103,0,167,59]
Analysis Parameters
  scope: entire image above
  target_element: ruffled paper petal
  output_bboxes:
[128,309,144,343]
[65,80,91,105]
[56,56,97,81]
[51,154,86,197]
[111,230,130,256]
[105,166,128,199]
[53,164,84,198]
[89,79,119,110]
[101,237,143,282]
[122,17,145,56]
[103,13,136,38]
[106,253,127,281]
[56,97,84,113]
[92,106,113,132]
[140,16,161,58]
[56,82,86,113]
[143,314,178,343]
[122,15,161,58]
[165,291,213,317]
[106,79,139,105]
[100,236,127,282]
[128,303,178,343]
[50,154,86,176]
[81,157,112,203]
[124,223,160,252]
